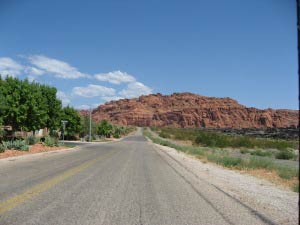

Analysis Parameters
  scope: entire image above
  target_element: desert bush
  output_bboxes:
[195,132,230,148]
[194,131,296,150]
[44,136,58,147]
[240,149,250,154]
[164,128,298,150]
[26,135,37,145]
[0,144,5,153]
[49,130,59,138]
[207,154,243,168]
[293,183,299,192]
[250,149,272,157]
[2,141,13,149]
[159,132,171,139]
[20,145,29,151]
[247,157,274,170]
[113,133,120,138]
[13,140,27,150]
[275,150,296,160]
[276,166,299,180]
[2,140,29,151]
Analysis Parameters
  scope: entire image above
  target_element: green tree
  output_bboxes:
[22,81,48,133]
[97,120,113,138]
[0,75,63,133]
[40,85,62,131]
[60,106,82,138]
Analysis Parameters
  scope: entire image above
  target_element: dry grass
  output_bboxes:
[241,169,299,190]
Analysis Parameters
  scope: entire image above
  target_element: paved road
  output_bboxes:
[0,131,277,225]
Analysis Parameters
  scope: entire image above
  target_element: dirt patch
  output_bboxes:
[0,143,69,159]
[241,169,299,190]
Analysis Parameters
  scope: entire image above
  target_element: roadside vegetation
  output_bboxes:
[0,76,135,155]
[144,128,299,192]
[152,127,298,161]
[153,127,298,150]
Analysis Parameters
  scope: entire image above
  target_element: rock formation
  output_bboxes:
[85,93,298,128]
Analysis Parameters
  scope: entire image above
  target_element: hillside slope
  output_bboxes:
[88,93,298,128]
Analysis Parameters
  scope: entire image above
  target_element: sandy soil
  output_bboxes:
[0,143,69,159]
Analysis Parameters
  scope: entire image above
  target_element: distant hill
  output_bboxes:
[81,93,299,128]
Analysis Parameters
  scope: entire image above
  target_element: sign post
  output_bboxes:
[61,120,68,145]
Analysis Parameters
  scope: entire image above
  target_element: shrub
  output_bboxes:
[156,127,297,150]
[49,130,59,138]
[293,183,299,192]
[2,141,13,149]
[0,144,5,153]
[207,154,243,168]
[276,166,299,180]
[44,136,58,147]
[64,134,78,140]
[240,149,249,154]
[159,132,171,139]
[12,140,26,150]
[97,120,113,138]
[275,150,296,160]
[250,149,272,157]
[26,135,37,145]
[20,145,29,151]
[247,157,274,170]
[113,133,120,138]
[2,140,29,151]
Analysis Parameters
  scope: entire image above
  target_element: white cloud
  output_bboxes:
[56,90,71,106]
[101,96,124,102]
[1,55,154,109]
[28,55,89,79]
[0,57,24,77]
[27,76,36,82]
[75,105,91,110]
[25,66,45,76]
[94,70,136,84]
[92,103,100,108]
[119,82,152,98]
[72,84,116,98]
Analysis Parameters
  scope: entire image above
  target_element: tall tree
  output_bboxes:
[0,76,63,132]
[40,85,62,131]
[60,106,82,137]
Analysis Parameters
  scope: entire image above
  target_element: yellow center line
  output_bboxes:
[0,151,116,214]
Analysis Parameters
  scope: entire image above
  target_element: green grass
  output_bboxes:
[246,157,274,170]
[44,136,59,147]
[275,150,296,160]
[207,154,243,168]
[276,166,299,180]
[0,144,5,153]
[240,149,250,154]
[250,149,273,157]
[153,127,298,150]
[159,131,171,139]
[143,129,299,185]
[293,183,299,192]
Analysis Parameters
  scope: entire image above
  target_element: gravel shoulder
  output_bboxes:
[149,141,299,225]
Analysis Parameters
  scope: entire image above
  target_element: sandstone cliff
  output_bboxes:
[87,93,298,128]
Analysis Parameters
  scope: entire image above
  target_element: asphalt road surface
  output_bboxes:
[0,130,277,225]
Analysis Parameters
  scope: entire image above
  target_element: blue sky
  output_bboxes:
[0,0,297,110]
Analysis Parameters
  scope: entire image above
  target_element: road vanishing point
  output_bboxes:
[0,129,278,225]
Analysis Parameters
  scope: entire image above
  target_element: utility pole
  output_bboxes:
[61,120,68,145]
[297,0,300,110]
[89,107,92,142]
